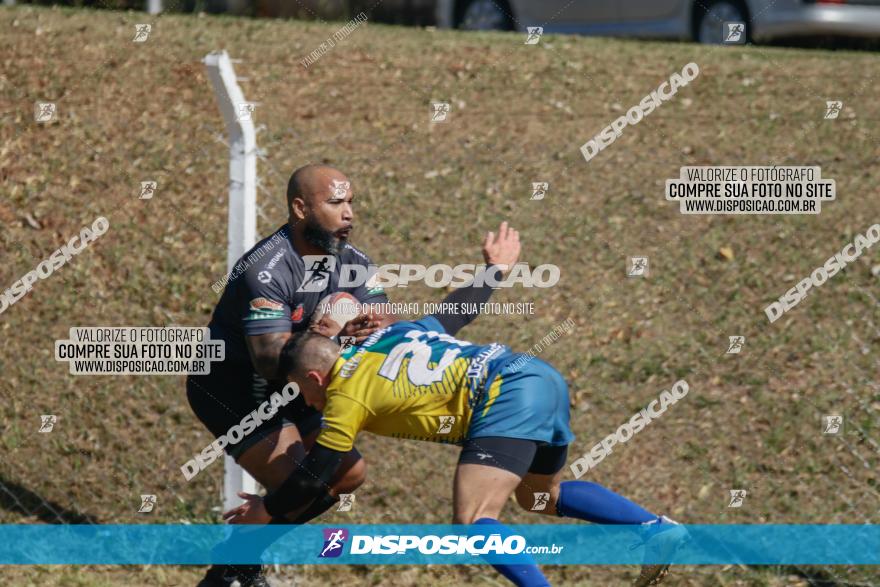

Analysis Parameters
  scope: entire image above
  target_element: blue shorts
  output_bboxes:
[467,356,575,447]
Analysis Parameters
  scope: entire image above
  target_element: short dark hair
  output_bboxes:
[278,331,309,378]
[278,331,338,378]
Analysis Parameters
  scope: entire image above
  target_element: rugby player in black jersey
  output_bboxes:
[188,164,388,586]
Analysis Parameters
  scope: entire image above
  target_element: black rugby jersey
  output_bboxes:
[208,225,387,367]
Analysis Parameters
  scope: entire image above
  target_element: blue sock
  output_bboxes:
[473,518,550,587]
[556,481,658,524]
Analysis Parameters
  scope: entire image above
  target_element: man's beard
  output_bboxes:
[303,217,343,255]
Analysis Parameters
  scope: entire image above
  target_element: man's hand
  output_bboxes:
[339,314,382,342]
[308,314,344,338]
[482,221,521,275]
[309,313,381,342]
[223,492,272,525]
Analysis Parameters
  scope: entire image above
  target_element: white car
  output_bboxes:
[434,0,880,44]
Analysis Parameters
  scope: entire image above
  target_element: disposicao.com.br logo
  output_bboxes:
[298,256,560,291]
[320,531,563,556]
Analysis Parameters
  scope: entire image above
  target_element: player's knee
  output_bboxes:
[334,454,366,494]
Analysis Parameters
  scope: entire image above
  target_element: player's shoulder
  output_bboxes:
[389,316,445,335]
[239,227,297,283]
[339,243,376,266]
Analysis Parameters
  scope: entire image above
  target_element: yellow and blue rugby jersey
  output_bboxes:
[315,316,516,452]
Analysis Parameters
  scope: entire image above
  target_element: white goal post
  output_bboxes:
[203,50,260,511]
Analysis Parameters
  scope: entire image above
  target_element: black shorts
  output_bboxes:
[458,437,568,478]
[186,361,323,461]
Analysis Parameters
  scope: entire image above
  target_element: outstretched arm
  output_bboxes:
[431,221,521,337]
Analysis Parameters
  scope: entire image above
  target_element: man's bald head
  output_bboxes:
[286,164,355,255]
[287,164,350,209]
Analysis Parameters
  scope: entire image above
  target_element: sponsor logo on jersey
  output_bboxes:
[246,297,286,320]
[339,347,366,379]
[291,303,305,322]
[466,343,505,383]
[365,271,384,295]
[249,297,283,312]
[344,243,370,263]
[266,250,285,270]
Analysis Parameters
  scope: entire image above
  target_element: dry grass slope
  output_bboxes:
[0,4,878,586]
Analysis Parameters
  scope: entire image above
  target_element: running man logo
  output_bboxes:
[431,102,450,123]
[34,102,56,123]
[627,256,649,277]
[531,182,549,200]
[437,416,456,434]
[319,528,349,558]
[330,180,350,200]
[138,494,157,513]
[298,255,336,292]
[524,27,543,45]
[339,336,356,353]
[337,494,356,512]
[139,181,157,200]
[728,489,747,508]
[133,24,151,42]
[822,415,843,435]
[531,492,550,511]
[824,101,843,120]
[726,336,745,354]
[724,22,745,44]
[39,415,57,433]
[236,103,256,121]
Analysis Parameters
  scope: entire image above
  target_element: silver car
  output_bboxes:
[435,0,880,43]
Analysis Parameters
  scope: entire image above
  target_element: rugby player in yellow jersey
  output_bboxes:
[224,232,687,587]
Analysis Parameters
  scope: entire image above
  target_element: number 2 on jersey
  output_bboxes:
[378,330,470,386]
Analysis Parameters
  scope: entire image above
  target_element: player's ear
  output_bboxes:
[307,369,328,388]
[291,196,307,221]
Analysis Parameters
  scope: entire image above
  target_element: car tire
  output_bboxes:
[694,0,749,44]
[456,0,514,31]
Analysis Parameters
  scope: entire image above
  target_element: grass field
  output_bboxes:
[1,4,879,586]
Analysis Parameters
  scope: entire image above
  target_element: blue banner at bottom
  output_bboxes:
[0,524,878,565]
